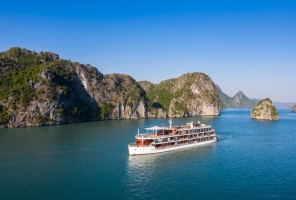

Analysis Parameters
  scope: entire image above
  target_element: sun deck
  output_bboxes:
[136,123,213,140]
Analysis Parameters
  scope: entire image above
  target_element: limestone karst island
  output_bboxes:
[0,47,221,128]
[250,98,279,120]
[0,47,285,128]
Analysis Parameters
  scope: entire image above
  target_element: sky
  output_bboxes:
[0,0,295,102]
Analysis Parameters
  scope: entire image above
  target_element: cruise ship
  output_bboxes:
[128,119,217,155]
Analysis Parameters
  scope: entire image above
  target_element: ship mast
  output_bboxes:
[168,116,172,129]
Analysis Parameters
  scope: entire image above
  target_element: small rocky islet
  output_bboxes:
[292,105,296,112]
[250,98,279,120]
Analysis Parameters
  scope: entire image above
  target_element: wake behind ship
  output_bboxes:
[128,120,217,155]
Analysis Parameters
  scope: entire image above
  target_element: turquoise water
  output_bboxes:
[1,108,296,199]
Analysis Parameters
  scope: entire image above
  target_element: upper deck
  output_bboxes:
[135,121,214,140]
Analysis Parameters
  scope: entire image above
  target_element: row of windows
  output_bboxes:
[156,136,212,143]
[158,137,212,145]
[180,128,211,134]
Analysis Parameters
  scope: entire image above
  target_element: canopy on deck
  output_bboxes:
[145,126,163,130]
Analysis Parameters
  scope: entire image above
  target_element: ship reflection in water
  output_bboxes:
[127,143,216,169]
[124,143,216,196]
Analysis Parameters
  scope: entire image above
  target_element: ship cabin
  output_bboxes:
[133,121,215,148]
[134,126,162,147]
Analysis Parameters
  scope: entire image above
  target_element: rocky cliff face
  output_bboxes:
[293,105,296,112]
[138,81,155,94]
[251,98,279,120]
[146,73,220,117]
[96,74,147,119]
[0,47,147,127]
[0,50,104,128]
[137,81,167,118]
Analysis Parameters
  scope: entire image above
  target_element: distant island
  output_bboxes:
[285,105,293,108]
[216,85,256,109]
[251,98,279,120]
[293,105,296,112]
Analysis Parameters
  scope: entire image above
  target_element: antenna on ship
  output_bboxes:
[168,116,172,129]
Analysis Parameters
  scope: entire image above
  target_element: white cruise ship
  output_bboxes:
[128,119,217,155]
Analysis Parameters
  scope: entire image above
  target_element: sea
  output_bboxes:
[1,108,296,200]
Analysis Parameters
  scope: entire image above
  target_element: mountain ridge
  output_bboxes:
[216,85,256,108]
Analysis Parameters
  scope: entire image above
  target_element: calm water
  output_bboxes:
[1,108,296,199]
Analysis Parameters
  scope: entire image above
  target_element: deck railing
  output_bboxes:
[137,129,215,139]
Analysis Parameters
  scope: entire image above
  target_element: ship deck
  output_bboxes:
[136,126,215,139]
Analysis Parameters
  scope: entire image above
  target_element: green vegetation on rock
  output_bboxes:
[147,73,198,111]
[99,103,114,120]
[0,47,104,126]
[0,106,11,124]
[146,72,220,116]
[0,48,45,105]
[0,48,103,123]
